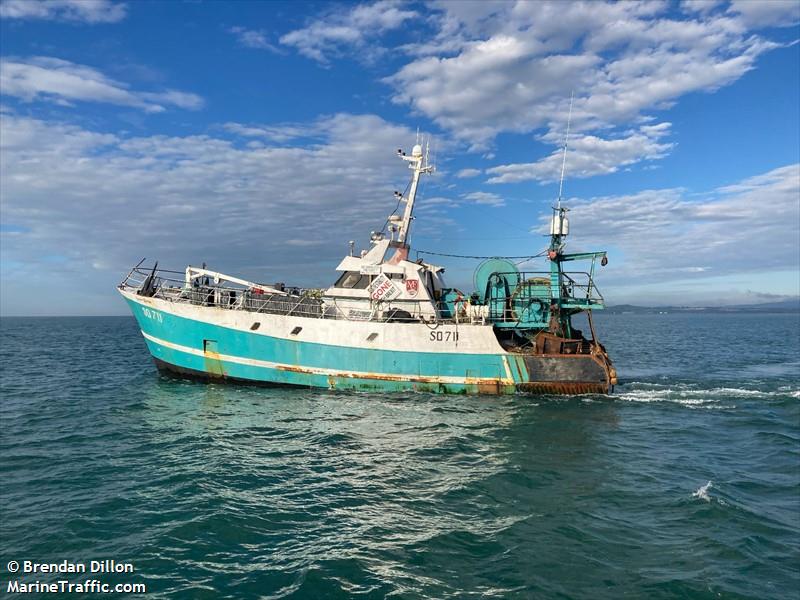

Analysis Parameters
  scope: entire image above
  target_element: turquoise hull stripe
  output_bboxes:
[126,298,524,393]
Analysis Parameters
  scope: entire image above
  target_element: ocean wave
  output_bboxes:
[690,480,731,506]
[615,388,730,407]
[692,481,713,502]
[615,382,796,406]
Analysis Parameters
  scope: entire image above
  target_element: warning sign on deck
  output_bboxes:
[367,273,401,302]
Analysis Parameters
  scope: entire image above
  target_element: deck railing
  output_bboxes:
[120,264,604,326]
[483,270,604,323]
[119,264,442,323]
[120,264,344,320]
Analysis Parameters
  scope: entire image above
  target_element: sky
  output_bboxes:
[0,0,798,316]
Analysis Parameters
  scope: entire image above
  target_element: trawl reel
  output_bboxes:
[473,259,549,327]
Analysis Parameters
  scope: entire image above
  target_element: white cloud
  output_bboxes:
[462,191,505,207]
[388,34,595,146]
[138,89,203,111]
[486,123,673,183]
[395,3,770,143]
[1,111,796,311]
[681,1,725,15]
[221,122,315,143]
[0,57,203,112]
[728,0,800,28]
[228,26,282,53]
[386,0,783,174]
[280,0,418,63]
[547,163,800,284]
[715,162,800,194]
[456,168,481,178]
[0,0,126,22]
[417,195,460,208]
[0,112,421,306]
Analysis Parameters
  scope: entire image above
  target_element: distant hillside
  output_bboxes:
[606,298,800,314]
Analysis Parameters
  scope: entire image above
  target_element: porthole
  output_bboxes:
[291,326,302,335]
[250,322,261,331]
[367,333,378,342]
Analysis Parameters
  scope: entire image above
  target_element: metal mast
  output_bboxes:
[396,139,433,245]
[556,91,574,210]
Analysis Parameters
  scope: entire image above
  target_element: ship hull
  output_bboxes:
[121,290,613,395]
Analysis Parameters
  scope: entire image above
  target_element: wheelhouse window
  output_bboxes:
[334,271,369,289]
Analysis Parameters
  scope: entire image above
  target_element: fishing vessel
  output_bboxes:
[119,139,616,394]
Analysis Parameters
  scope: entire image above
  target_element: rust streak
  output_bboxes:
[516,382,610,395]
[275,364,509,386]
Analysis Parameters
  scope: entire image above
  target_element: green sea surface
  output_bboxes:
[1,313,798,598]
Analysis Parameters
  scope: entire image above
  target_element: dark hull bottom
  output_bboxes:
[516,382,611,395]
[519,354,614,395]
[153,358,611,395]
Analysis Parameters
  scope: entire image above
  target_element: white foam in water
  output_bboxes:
[616,388,718,405]
[704,387,771,397]
[776,386,800,398]
[615,382,785,407]
[693,481,713,502]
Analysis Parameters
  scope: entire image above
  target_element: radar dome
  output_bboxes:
[411,144,423,157]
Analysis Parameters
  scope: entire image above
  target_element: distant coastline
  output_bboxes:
[605,299,800,314]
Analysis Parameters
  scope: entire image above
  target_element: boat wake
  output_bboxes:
[613,381,797,408]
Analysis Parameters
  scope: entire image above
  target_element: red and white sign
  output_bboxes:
[405,279,419,297]
[367,274,401,302]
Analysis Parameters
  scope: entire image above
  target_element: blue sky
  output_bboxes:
[1,0,798,315]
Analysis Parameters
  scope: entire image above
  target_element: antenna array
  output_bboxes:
[557,91,574,210]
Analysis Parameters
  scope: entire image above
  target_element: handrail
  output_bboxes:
[119,264,441,324]
[490,270,604,305]
[120,263,603,325]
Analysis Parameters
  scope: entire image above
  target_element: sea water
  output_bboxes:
[1,313,798,598]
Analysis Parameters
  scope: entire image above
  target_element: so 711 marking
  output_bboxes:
[141,307,163,323]
[430,330,459,342]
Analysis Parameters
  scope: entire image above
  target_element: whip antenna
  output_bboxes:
[557,91,574,210]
